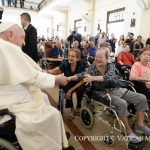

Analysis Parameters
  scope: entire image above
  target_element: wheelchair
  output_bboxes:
[131,81,150,100]
[115,63,131,80]
[57,86,65,114]
[79,80,149,150]
[39,58,49,70]
[115,63,150,109]
[0,109,21,150]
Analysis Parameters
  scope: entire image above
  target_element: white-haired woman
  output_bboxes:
[68,47,150,142]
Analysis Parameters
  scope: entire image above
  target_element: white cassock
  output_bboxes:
[0,38,68,150]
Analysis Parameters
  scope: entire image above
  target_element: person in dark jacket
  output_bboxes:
[146,38,150,48]
[20,12,38,62]
[20,0,25,8]
[108,33,117,53]
[67,31,82,48]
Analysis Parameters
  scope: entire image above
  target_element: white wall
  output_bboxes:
[1,6,66,39]
[123,0,142,37]
[68,1,88,34]
[1,7,52,38]
[68,0,144,38]
[94,0,125,34]
[94,0,142,36]
[2,0,150,40]
[49,10,66,38]
[140,9,150,40]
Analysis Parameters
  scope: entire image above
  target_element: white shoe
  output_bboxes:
[127,132,142,143]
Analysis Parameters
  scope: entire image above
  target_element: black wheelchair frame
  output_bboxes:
[0,109,21,150]
[79,81,149,150]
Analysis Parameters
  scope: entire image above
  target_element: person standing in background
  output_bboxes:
[20,0,25,8]
[12,0,17,7]
[1,0,5,6]
[115,35,125,57]
[125,32,135,53]
[7,0,11,7]
[67,30,82,48]
[146,37,150,48]
[133,35,144,59]
[108,33,117,53]
[20,12,39,62]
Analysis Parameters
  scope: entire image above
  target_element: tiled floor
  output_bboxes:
[46,84,150,150]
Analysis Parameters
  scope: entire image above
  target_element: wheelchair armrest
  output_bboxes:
[131,80,146,86]
[116,64,131,69]
[91,91,112,108]
[118,79,134,88]
[131,80,150,96]
[0,109,15,119]
[0,109,9,116]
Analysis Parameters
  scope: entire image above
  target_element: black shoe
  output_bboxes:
[66,132,70,140]
[63,146,75,150]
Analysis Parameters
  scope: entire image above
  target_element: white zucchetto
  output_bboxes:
[0,21,16,33]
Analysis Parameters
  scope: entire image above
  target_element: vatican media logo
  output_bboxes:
[74,135,150,142]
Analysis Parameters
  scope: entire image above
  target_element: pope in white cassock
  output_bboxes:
[0,22,70,150]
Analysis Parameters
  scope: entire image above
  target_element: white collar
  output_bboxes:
[24,24,30,30]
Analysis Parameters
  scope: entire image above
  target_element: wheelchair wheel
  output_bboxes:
[102,134,115,147]
[80,107,94,129]
[0,138,17,150]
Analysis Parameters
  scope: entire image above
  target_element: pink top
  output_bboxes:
[130,62,150,88]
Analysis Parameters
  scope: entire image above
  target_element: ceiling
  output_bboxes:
[55,0,83,7]
[0,0,87,14]
[39,0,88,14]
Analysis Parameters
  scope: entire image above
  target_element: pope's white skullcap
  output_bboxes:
[0,21,17,33]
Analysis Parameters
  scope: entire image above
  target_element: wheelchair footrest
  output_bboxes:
[128,140,147,150]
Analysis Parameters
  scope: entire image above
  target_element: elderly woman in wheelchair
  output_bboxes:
[68,47,150,145]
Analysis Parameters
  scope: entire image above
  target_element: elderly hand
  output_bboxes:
[55,74,68,86]
[83,74,93,83]
[67,77,71,82]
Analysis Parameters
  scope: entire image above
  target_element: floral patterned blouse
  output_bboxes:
[77,63,127,97]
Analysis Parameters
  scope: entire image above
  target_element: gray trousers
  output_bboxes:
[110,90,149,117]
